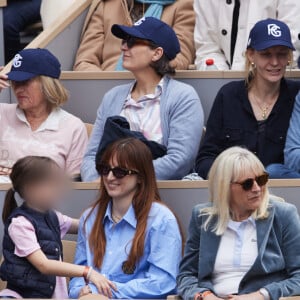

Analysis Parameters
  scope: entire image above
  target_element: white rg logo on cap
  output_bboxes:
[13,54,23,68]
[134,17,145,26]
[267,24,282,38]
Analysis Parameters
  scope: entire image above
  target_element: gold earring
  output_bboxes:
[287,61,291,66]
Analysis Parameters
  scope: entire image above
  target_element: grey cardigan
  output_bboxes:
[177,200,300,300]
[81,77,204,181]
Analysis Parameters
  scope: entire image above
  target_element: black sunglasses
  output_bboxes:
[232,173,269,191]
[121,37,152,49]
[97,164,138,179]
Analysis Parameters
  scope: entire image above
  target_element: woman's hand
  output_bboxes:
[227,291,264,300]
[89,270,117,298]
[0,67,10,92]
[79,285,92,298]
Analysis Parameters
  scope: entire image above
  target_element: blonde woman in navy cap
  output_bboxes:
[0,48,88,183]
[81,17,204,181]
[196,19,300,179]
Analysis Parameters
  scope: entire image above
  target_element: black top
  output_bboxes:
[195,79,300,179]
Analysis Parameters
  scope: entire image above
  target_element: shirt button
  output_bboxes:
[226,134,230,139]
[108,251,112,255]
[226,0,232,4]
[222,29,228,36]
[50,286,54,290]
[279,136,283,140]
[55,248,59,252]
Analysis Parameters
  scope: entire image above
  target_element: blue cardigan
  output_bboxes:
[81,77,204,181]
[177,200,300,300]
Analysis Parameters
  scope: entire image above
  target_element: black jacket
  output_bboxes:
[196,79,300,179]
[0,204,62,298]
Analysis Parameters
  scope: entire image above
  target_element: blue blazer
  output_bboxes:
[177,199,300,300]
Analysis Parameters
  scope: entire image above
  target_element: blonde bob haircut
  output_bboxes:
[201,146,269,235]
[39,75,69,108]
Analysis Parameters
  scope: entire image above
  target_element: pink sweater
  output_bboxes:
[0,104,88,177]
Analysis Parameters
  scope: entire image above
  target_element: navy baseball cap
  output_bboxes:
[7,48,61,81]
[247,18,295,51]
[111,17,180,60]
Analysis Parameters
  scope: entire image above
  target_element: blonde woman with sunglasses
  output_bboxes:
[178,146,300,300]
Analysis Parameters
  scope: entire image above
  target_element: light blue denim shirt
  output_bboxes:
[69,202,182,299]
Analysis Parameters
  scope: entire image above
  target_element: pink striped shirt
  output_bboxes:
[120,77,164,144]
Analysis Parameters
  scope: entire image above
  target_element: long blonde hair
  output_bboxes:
[202,147,269,235]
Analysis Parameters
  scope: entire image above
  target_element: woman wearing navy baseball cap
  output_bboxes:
[195,18,300,180]
[0,48,88,183]
[81,17,204,182]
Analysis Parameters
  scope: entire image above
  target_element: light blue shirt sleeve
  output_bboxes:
[285,92,300,172]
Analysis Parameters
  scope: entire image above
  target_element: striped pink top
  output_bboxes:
[120,77,164,144]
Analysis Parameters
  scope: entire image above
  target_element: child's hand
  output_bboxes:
[89,270,117,298]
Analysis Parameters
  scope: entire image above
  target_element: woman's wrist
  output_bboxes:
[83,266,93,284]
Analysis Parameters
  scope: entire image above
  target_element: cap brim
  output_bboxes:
[111,24,148,40]
[7,71,37,81]
[248,40,295,51]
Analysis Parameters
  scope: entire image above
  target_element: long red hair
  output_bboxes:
[85,138,164,270]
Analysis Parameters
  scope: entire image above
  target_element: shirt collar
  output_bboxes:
[16,106,62,132]
[228,216,256,232]
[104,202,137,229]
[125,76,165,104]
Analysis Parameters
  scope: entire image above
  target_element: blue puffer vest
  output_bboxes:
[0,204,63,298]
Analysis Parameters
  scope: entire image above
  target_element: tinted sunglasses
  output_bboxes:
[97,164,138,179]
[121,37,152,49]
[232,173,269,191]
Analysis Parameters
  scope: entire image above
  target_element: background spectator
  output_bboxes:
[178,147,300,300]
[267,92,300,178]
[0,49,88,183]
[194,0,300,70]
[4,0,41,63]
[74,0,195,71]
[196,19,300,179]
[81,18,203,181]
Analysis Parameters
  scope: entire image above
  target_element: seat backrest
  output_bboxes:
[62,239,76,264]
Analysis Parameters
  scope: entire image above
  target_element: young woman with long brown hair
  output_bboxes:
[69,138,182,299]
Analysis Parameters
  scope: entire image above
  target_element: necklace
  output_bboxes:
[251,93,276,120]
[111,213,122,224]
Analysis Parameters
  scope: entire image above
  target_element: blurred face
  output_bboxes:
[101,157,139,202]
[247,46,290,84]
[23,170,68,212]
[230,170,268,219]
[121,37,163,72]
[12,77,46,111]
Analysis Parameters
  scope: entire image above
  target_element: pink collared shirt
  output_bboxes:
[0,104,88,181]
[120,77,164,144]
